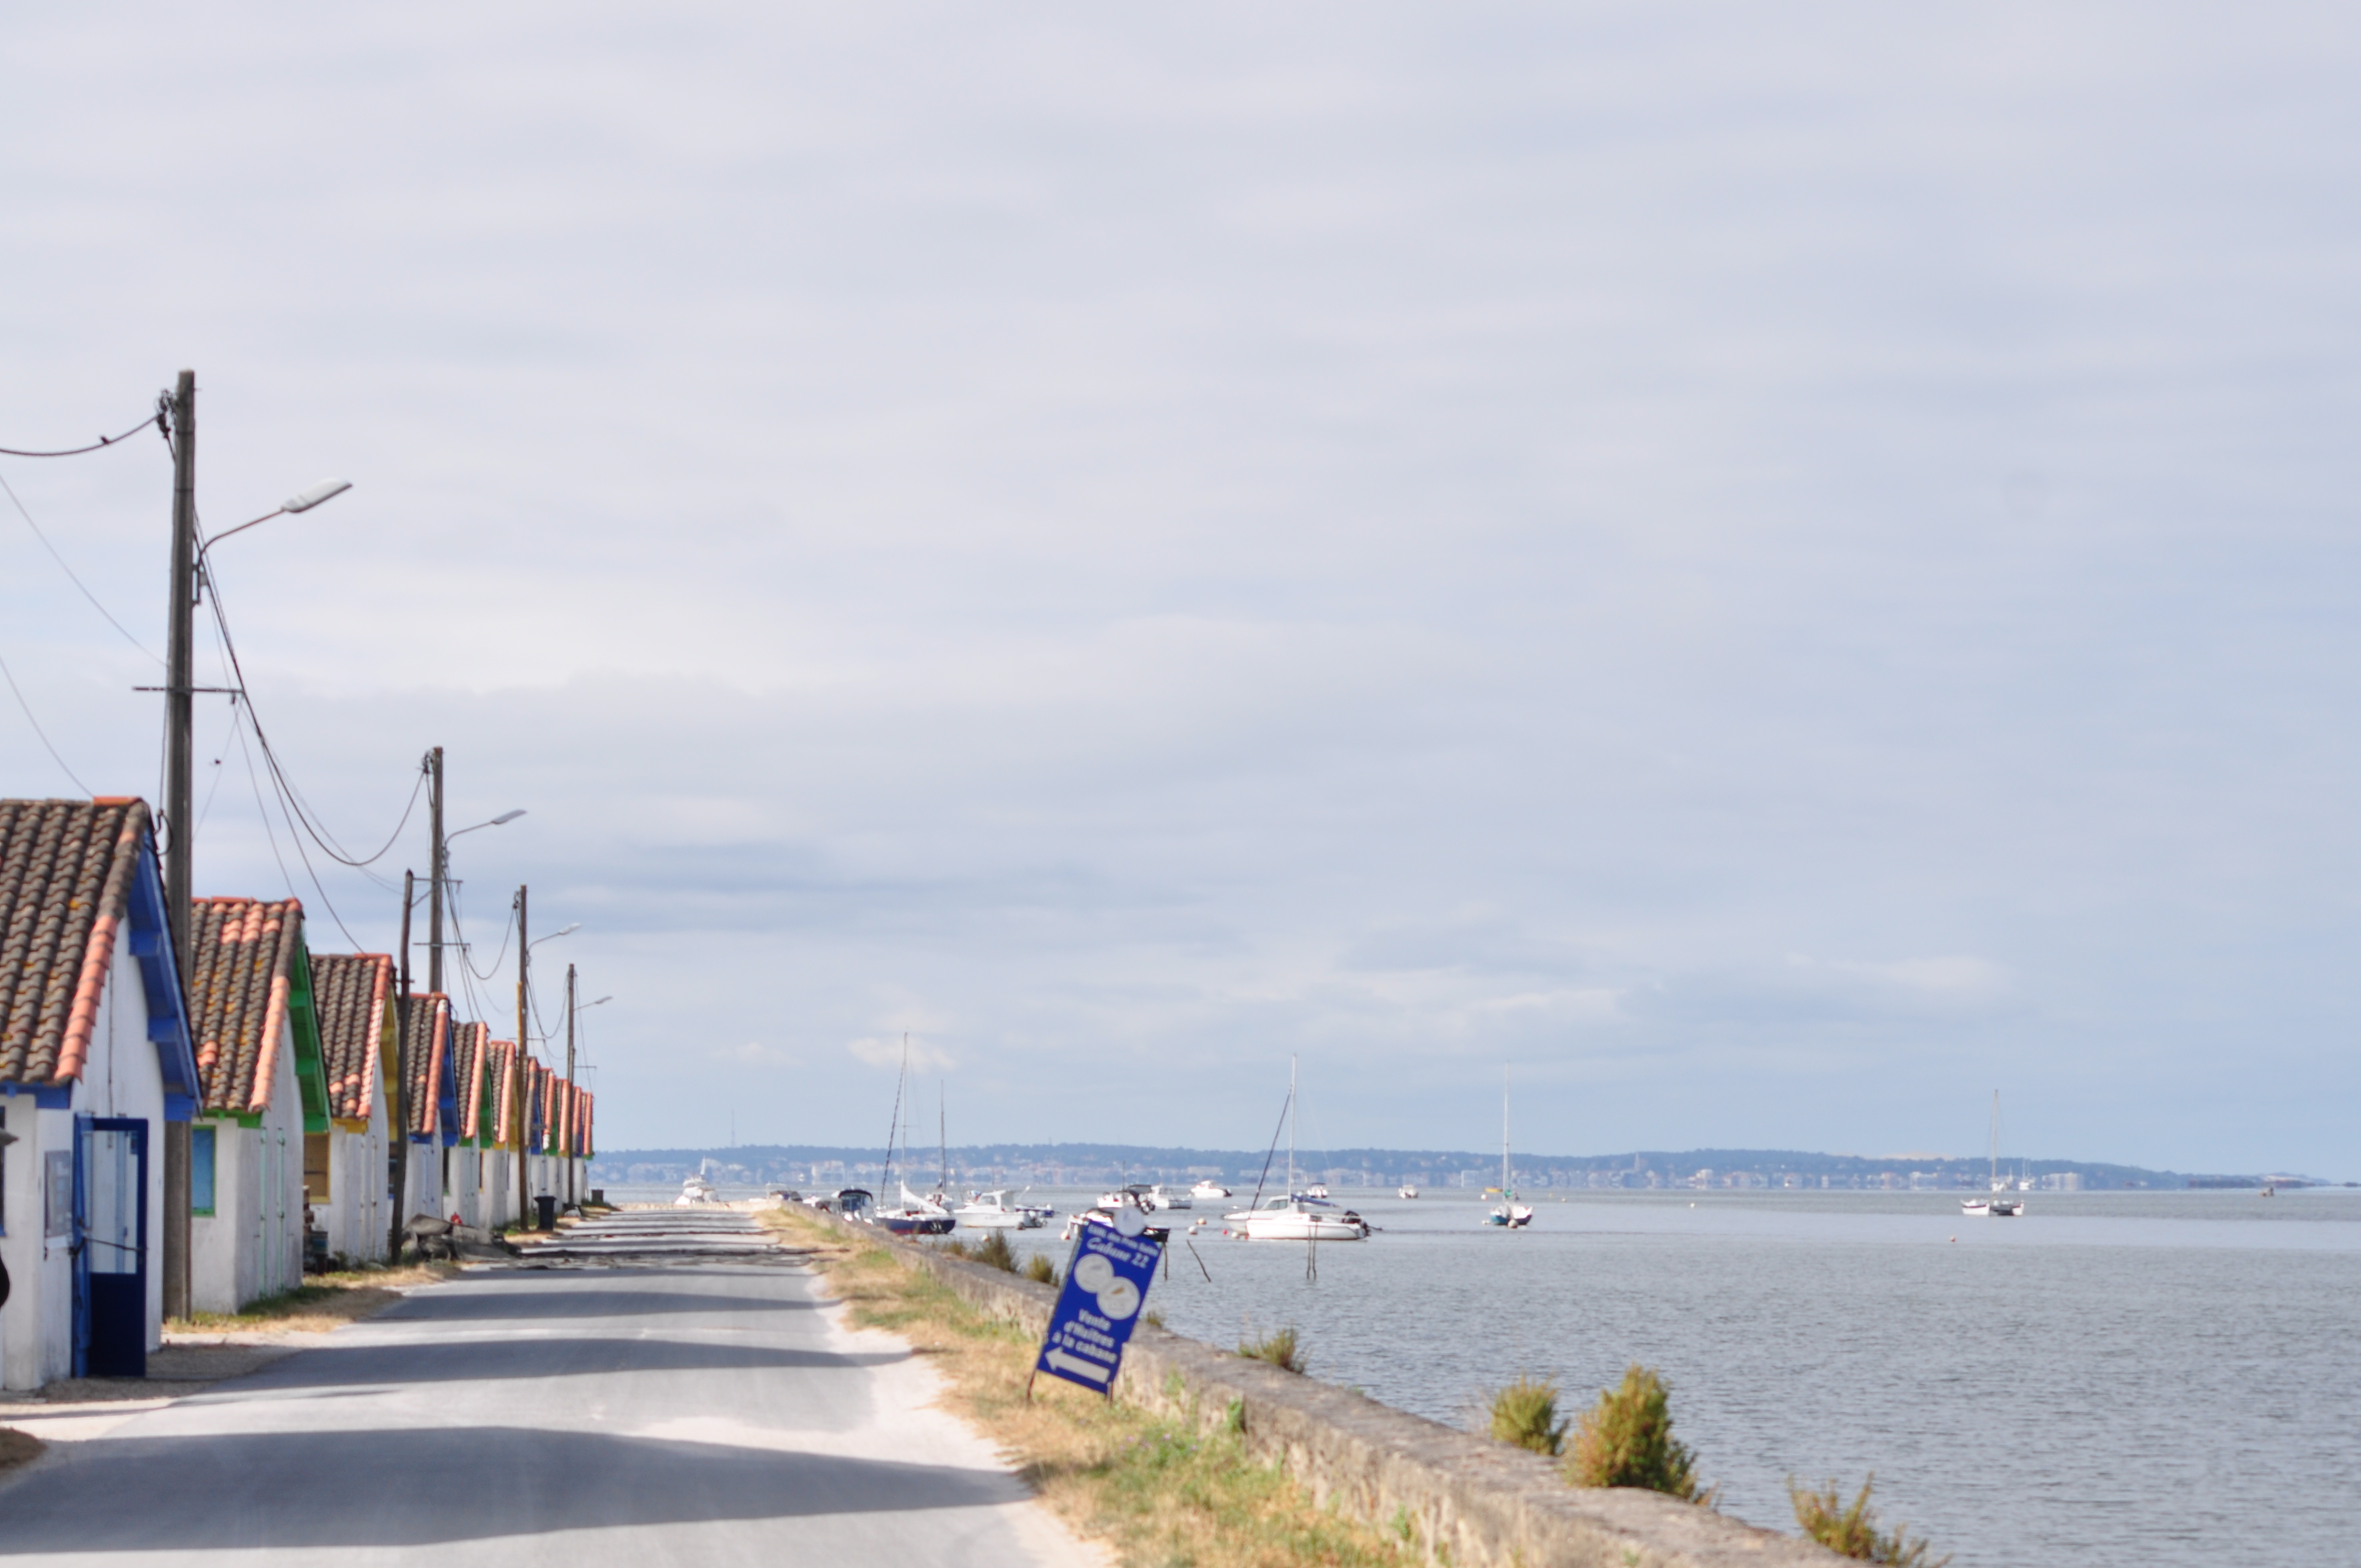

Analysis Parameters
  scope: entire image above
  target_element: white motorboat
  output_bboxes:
[953,1189,1043,1229]
[1398,1184,1420,1200]
[1190,1179,1232,1202]
[675,1174,719,1207]
[1962,1091,2025,1217]
[1098,1182,1157,1210]
[1225,1057,1370,1242]
[1485,1071,1533,1228]
[1144,1184,1192,1211]
[1225,1192,1371,1240]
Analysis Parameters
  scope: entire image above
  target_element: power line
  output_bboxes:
[0,412,162,459]
[0,468,162,663]
[0,643,95,794]
[197,552,427,872]
[228,699,363,950]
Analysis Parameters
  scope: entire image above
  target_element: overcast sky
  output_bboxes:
[4,4,2356,1176]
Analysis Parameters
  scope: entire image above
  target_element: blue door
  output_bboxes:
[74,1116,149,1379]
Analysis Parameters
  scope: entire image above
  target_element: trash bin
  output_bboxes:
[534,1194,558,1230]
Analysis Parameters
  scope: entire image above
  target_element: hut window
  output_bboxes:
[192,1126,217,1215]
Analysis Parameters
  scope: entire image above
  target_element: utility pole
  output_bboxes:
[161,368,196,1325]
[515,883,531,1229]
[426,747,445,995]
[564,963,578,1208]
[388,869,414,1257]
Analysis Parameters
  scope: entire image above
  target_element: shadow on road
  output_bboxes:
[200,1335,909,1390]
[0,1427,1022,1550]
[378,1286,824,1322]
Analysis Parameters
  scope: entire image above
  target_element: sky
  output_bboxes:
[2,4,2356,1177]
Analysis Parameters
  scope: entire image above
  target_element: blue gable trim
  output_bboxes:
[436,1041,461,1147]
[123,831,199,1118]
[1,1081,73,1109]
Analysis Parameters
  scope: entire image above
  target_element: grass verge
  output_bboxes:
[0,1427,42,1474]
[169,1261,458,1335]
[761,1206,1406,1568]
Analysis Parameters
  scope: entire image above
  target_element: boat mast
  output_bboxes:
[1989,1090,2000,1191]
[1502,1067,1511,1199]
[1288,1054,1298,1197]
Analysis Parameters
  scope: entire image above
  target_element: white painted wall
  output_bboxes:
[0,941,169,1390]
[190,1017,307,1313]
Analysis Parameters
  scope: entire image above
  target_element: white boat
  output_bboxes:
[675,1174,719,1207]
[1223,1057,1370,1242]
[1144,1184,1193,1211]
[1962,1091,2024,1217]
[1190,1179,1232,1201]
[953,1189,1043,1229]
[1486,1071,1533,1227]
[1224,1192,1370,1240]
[1398,1184,1419,1199]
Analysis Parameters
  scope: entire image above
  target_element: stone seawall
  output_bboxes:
[807,1212,1846,1568]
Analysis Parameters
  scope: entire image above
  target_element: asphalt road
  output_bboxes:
[0,1211,1098,1567]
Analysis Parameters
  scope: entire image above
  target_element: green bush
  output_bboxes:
[1566,1365,1712,1504]
[1024,1251,1060,1287]
[965,1230,1019,1272]
[1487,1376,1565,1456]
[1238,1326,1304,1373]
[1788,1477,1948,1566]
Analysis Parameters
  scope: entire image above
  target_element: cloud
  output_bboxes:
[2,4,2356,1174]
[847,1036,958,1075]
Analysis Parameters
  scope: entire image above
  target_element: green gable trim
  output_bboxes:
[286,923,330,1136]
[200,1109,263,1130]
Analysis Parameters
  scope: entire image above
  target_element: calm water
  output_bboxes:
[621,1184,2361,1567]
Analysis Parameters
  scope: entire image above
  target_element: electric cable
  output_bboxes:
[198,550,427,870]
[0,643,95,794]
[0,469,162,662]
[0,413,162,459]
[229,699,365,949]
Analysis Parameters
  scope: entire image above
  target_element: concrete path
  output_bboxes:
[0,1211,1100,1568]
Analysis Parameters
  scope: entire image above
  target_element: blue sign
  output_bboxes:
[1035,1221,1160,1395]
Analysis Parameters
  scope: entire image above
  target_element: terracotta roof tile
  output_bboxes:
[0,798,152,1086]
[187,897,304,1114]
[488,1039,518,1145]
[311,953,391,1121]
[451,1020,490,1142]
[398,992,450,1137]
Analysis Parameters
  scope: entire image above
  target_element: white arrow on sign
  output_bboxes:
[1044,1348,1112,1384]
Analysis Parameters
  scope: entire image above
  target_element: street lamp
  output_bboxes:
[428,807,522,995]
[563,973,613,1206]
[157,361,356,1327]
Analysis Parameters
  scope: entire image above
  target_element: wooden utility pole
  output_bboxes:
[564,963,578,1207]
[388,869,414,1257]
[425,747,445,995]
[514,883,531,1229]
[161,368,196,1324]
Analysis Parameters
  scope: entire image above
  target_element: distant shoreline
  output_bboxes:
[590,1142,2344,1191]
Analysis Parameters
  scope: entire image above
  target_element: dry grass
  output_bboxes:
[762,1206,1406,1568]
[170,1261,459,1335]
[1237,1326,1305,1374]
[0,1427,42,1474]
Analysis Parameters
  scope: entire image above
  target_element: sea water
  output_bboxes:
[956,1187,2361,1568]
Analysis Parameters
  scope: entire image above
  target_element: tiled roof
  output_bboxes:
[311,953,391,1121]
[187,897,304,1114]
[398,992,449,1137]
[489,1039,519,1145]
[451,1020,490,1142]
[0,798,153,1086]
